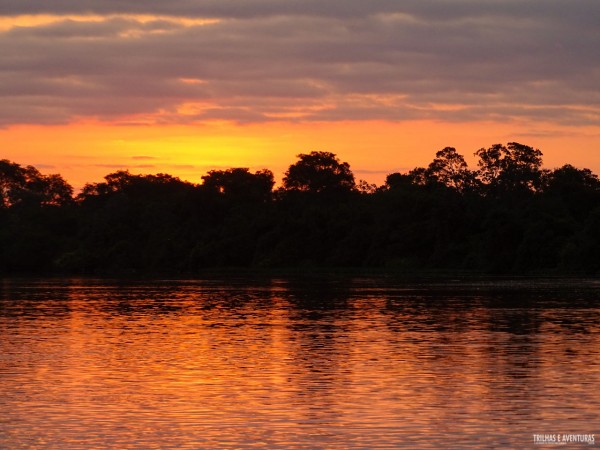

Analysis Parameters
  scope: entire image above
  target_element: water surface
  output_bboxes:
[1,277,599,448]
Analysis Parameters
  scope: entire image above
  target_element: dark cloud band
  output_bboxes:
[0,1,598,126]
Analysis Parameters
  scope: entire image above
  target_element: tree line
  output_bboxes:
[1,142,599,275]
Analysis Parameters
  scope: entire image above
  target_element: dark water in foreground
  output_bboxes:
[0,277,599,449]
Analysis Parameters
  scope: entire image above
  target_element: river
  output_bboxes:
[1,277,599,448]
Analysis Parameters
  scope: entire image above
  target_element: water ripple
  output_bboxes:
[1,277,599,448]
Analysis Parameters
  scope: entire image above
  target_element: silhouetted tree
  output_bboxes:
[282,151,355,193]
[201,168,274,202]
[357,179,378,194]
[79,171,190,201]
[542,164,600,222]
[42,174,74,206]
[385,172,417,190]
[68,170,201,273]
[79,170,135,198]
[0,159,27,208]
[0,159,75,273]
[426,147,477,192]
[544,164,600,195]
[475,142,543,194]
[384,168,433,191]
[0,159,73,208]
[2,144,600,275]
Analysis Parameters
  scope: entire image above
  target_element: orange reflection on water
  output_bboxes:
[1,278,599,448]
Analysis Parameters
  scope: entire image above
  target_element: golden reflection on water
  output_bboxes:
[1,278,599,449]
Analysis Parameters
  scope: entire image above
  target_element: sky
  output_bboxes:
[1,0,599,189]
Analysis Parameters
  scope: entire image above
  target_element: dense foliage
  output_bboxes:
[1,144,599,275]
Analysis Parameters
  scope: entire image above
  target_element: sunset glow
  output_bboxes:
[2,120,599,190]
[1,1,598,189]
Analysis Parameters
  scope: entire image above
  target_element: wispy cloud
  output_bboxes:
[1,1,598,126]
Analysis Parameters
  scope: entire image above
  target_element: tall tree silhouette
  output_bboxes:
[2,143,600,275]
[543,164,600,222]
[0,159,72,207]
[426,147,477,192]
[282,151,355,193]
[475,142,543,194]
[201,168,274,202]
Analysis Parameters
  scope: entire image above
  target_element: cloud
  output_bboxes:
[0,1,598,126]
[1,0,597,23]
[31,163,57,170]
[93,163,157,170]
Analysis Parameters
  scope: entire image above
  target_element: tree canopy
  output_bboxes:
[282,151,355,193]
[1,143,599,275]
[201,168,274,202]
[426,147,477,192]
[0,159,72,208]
[475,142,543,194]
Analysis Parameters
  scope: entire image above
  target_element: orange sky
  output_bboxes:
[1,5,599,190]
[1,119,599,190]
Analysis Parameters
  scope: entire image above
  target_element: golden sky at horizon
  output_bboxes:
[2,119,599,190]
[1,3,598,189]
